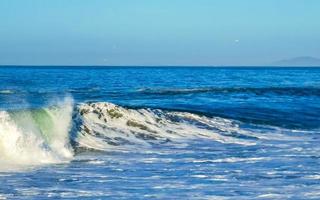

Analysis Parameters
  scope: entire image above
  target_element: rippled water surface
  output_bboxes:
[0,67,320,199]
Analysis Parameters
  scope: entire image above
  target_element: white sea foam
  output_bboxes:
[74,102,256,151]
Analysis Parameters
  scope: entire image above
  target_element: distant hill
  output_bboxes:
[271,56,320,66]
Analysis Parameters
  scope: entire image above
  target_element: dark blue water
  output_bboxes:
[1,67,320,199]
[2,67,320,129]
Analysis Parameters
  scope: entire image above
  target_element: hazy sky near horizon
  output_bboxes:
[0,0,319,66]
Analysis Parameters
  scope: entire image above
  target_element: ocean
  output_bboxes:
[0,66,320,199]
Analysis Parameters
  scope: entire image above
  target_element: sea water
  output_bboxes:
[0,67,319,199]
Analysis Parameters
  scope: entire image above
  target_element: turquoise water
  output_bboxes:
[0,67,320,199]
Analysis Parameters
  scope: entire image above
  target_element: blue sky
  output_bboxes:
[0,0,319,66]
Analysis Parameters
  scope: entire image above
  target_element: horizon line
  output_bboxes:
[1,65,320,68]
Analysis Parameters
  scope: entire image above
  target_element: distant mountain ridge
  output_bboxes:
[272,56,320,66]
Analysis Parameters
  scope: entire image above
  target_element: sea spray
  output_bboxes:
[0,97,74,170]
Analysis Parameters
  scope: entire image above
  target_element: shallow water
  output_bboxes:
[0,67,320,199]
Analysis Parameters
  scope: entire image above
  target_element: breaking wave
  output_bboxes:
[0,98,304,171]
